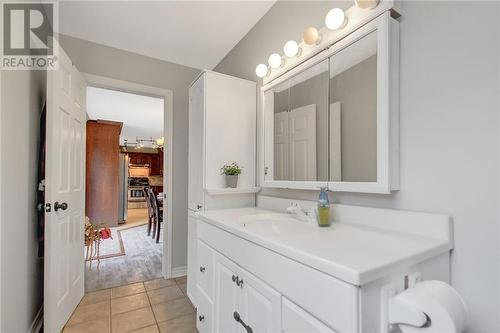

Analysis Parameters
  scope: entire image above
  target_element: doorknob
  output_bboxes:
[54,202,68,212]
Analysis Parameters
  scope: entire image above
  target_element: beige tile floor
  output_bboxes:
[64,276,195,333]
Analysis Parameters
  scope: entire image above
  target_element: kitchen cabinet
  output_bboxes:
[127,151,163,175]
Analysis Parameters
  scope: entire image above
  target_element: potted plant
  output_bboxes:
[221,162,243,188]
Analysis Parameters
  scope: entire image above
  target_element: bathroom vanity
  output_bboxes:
[190,196,452,333]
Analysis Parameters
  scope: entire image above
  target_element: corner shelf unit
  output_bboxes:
[204,187,261,196]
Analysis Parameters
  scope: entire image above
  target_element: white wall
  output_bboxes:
[0,70,46,332]
[59,34,201,270]
[215,1,500,332]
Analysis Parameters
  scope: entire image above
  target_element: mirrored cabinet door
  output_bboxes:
[329,30,378,183]
[261,12,399,193]
[264,59,330,184]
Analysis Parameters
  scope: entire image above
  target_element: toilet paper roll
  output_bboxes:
[394,280,467,333]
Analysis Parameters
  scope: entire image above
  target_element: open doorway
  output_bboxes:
[83,75,173,292]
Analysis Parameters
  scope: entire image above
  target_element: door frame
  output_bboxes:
[84,73,174,279]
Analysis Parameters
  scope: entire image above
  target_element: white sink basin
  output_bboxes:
[236,213,314,236]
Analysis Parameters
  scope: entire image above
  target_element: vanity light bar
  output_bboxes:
[254,0,394,82]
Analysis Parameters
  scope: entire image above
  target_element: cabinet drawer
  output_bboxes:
[197,239,214,299]
[196,286,214,333]
[282,297,336,333]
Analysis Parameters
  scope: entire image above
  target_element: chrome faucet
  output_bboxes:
[286,203,317,223]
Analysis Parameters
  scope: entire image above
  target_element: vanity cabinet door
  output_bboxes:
[186,212,198,305]
[240,270,281,333]
[214,254,241,333]
[282,297,336,333]
[196,285,214,333]
[197,239,215,299]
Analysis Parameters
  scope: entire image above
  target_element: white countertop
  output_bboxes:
[197,207,452,285]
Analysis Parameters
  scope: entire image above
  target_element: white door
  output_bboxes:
[44,42,86,332]
[289,104,317,181]
[214,254,240,333]
[273,111,289,180]
[188,75,204,211]
[240,270,281,333]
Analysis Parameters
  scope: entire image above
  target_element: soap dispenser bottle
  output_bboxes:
[317,187,330,227]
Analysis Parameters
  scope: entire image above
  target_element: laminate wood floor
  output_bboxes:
[85,224,164,292]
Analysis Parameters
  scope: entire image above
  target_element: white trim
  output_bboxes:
[29,307,43,333]
[204,187,260,195]
[0,60,3,331]
[259,13,399,194]
[171,266,187,278]
[83,73,174,279]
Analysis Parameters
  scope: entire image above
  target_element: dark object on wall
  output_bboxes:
[86,120,123,227]
[37,103,46,257]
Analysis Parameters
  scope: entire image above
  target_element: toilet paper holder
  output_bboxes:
[389,293,431,328]
[386,280,467,333]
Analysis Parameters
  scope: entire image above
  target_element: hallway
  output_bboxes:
[85,223,164,292]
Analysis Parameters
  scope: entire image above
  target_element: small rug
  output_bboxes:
[85,228,125,261]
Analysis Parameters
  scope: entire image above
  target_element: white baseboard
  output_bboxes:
[171,266,187,278]
[29,306,43,333]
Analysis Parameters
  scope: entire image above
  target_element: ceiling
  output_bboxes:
[86,87,164,146]
[59,1,276,70]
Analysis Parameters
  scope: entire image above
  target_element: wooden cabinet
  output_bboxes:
[127,150,163,175]
[86,120,122,227]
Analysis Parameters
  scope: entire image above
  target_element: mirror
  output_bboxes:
[329,31,377,182]
[261,14,398,193]
[269,60,329,182]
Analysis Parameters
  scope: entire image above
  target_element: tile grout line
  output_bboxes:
[144,281,162,331]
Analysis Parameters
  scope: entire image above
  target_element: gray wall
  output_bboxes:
[59,34,201,270]
[215,1,500,332]
[1,70,46,332]
[331,55,377,182]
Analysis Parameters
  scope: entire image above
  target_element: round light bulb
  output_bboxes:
[268,53,283,69]
[355,0,379,9]
[302,26,320,45]
[325,8,347,30]
[283,40,300,58]
[255,64,268,78]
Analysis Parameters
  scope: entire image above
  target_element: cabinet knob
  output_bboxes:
[200,266,206,273]
[198,315,205,322]
[197,204,202,210]
[232,275,237,282]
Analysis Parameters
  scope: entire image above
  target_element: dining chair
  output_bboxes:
[148,187,163,243]
[143,187,154,236]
